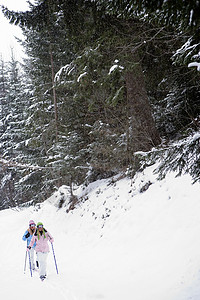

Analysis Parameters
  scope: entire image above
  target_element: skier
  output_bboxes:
[28,222,54,281]
[22,220,37,270]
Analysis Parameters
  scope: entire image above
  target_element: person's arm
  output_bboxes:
[47,232,54,243]
[22,230,30,241]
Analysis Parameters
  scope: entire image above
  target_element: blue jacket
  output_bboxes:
[22,230,36,248]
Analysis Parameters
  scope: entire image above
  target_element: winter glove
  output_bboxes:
[50,238,54,244]
[27,246,31,252]
[25,232,30,238]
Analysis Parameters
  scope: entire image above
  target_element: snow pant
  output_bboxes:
[36,252,48,277]
[30,248,35,270]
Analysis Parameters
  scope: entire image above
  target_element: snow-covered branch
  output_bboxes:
[0,158,55,170]
[188,62,200,71]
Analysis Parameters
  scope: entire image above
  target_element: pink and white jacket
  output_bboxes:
[29,229,54,253]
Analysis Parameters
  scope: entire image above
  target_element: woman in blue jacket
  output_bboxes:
[22,220,37,270]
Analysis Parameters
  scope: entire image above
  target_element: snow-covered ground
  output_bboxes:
[0,165,200,300]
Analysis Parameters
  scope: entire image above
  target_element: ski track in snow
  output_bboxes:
[0,165,200,300]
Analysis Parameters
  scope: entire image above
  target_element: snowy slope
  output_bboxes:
[0,165,200,300]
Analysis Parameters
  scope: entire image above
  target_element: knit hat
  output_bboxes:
[29,220,36,226]
[37,222,43,227]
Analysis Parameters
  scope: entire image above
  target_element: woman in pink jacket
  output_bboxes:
[28,222,54,280]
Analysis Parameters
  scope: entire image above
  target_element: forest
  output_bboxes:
[0,0,199,210]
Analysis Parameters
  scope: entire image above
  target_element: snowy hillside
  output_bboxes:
[1,165,200,300]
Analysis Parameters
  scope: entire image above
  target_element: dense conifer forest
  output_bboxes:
[0,0,199,209]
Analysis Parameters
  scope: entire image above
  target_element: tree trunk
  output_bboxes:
[47,0,58,142]
[49,41,58,142]
[125,59,161,153]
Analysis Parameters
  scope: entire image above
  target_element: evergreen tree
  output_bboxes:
[11,2,82,201]
[0,52,31,208]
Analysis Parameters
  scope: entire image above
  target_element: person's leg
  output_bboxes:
[30,248,35,270]
[37,252,48,278]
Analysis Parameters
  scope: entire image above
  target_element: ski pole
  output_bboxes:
[28,250,33,277]
[24,250,27,274]
[51,243,59,274]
